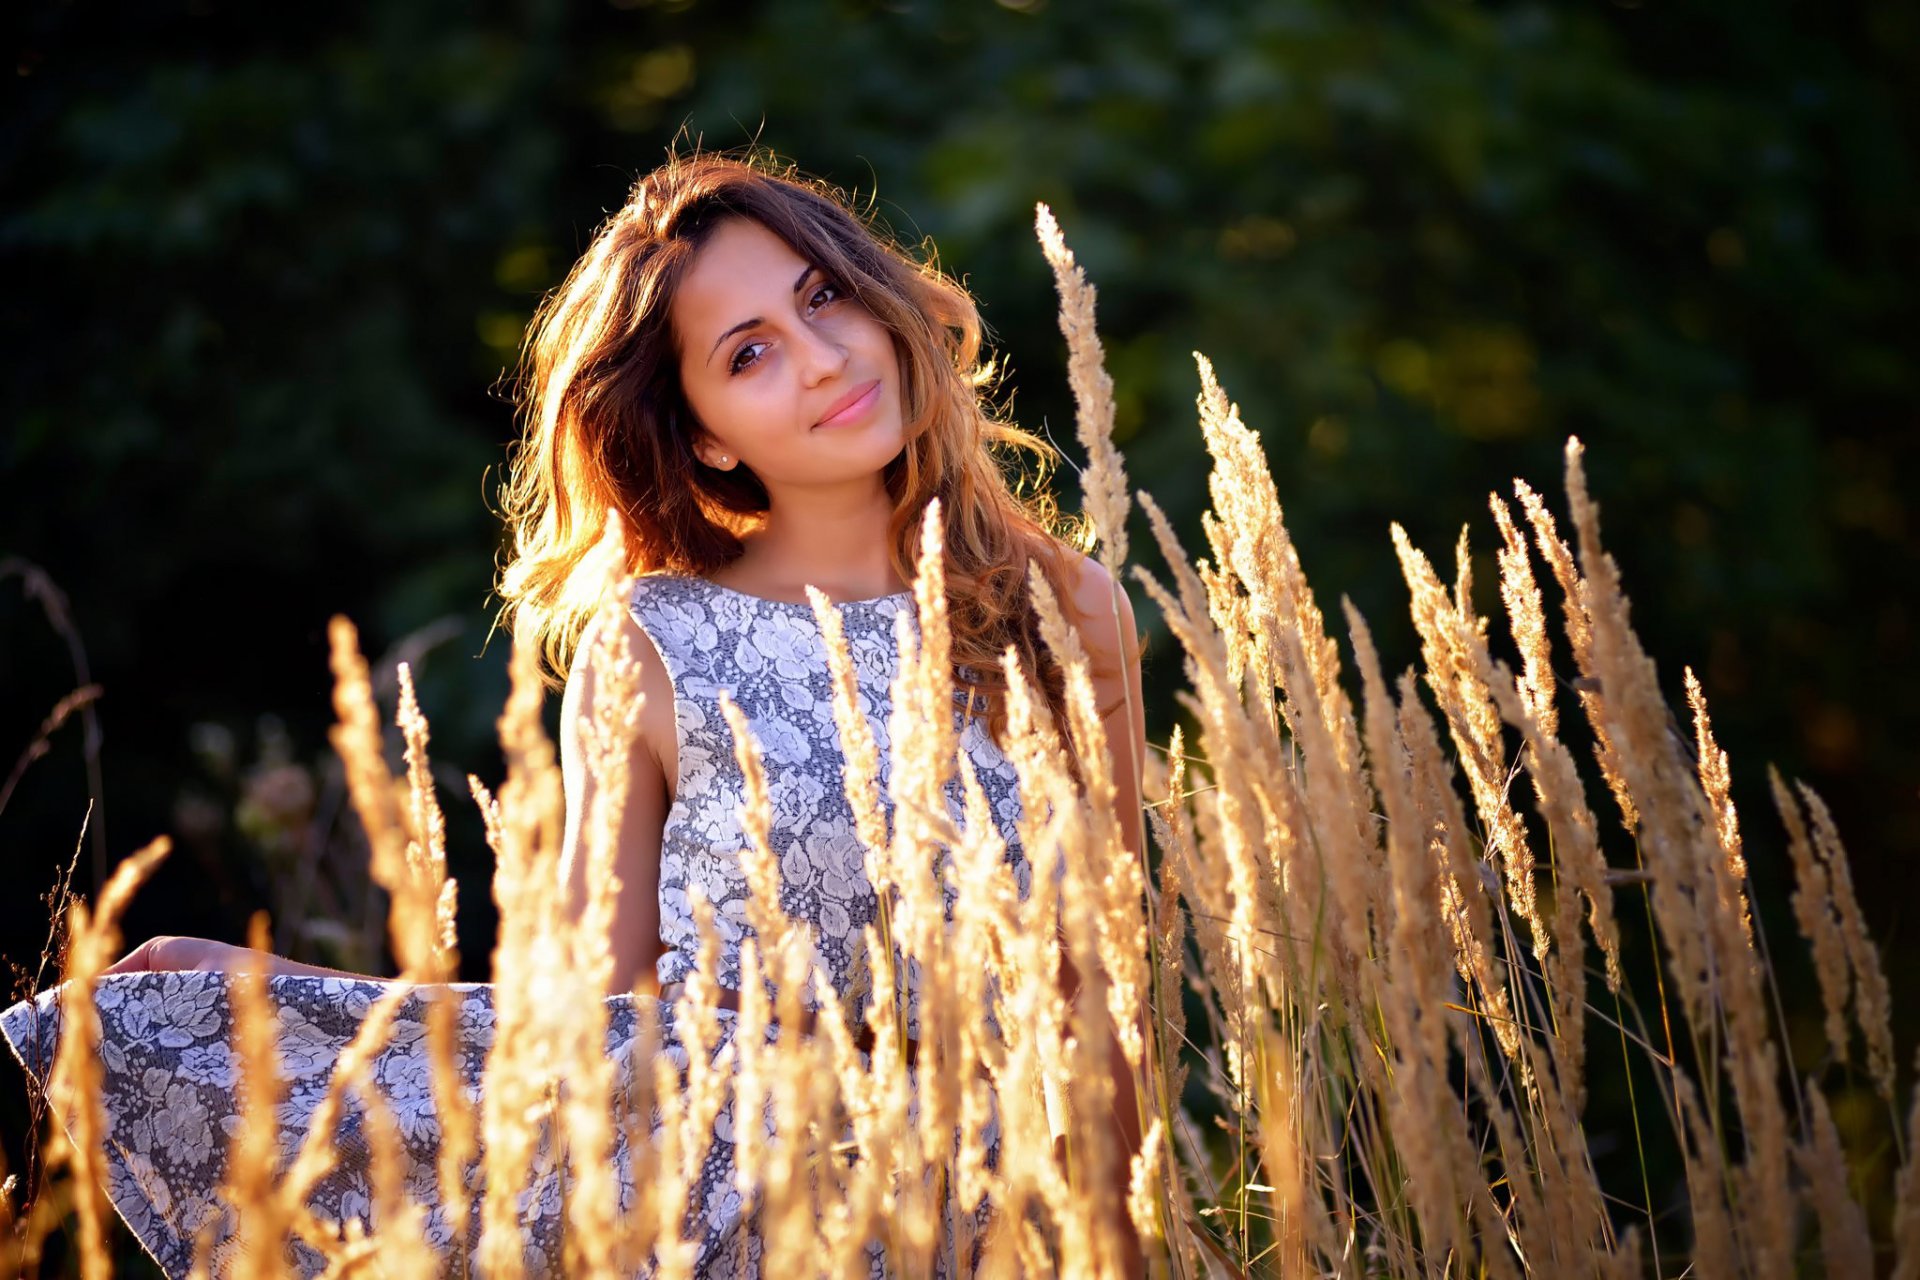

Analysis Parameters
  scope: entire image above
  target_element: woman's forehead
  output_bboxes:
[673,218,809,333]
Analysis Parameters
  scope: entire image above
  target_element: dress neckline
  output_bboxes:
[678,573,914,613]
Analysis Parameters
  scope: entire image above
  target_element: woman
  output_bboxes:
[10,151,1148,1276]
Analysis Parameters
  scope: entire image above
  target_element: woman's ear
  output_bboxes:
[692,435,737,470]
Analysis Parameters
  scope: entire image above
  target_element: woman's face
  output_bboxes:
[671,216,907,493]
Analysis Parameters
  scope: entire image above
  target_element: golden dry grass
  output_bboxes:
[5,210,1917,1278]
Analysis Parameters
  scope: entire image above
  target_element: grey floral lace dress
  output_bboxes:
[1,572,1034,1278]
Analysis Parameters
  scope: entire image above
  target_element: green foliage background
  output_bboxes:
[2,0,1915,1271]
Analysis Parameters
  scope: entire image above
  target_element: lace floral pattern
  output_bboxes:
[630,573,1032,1035]
[1,572,1030,1277]
[2,976,996,1277]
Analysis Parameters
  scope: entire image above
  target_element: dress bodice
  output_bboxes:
[626,572,1031,1030]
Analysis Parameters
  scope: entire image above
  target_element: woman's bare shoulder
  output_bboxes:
[1058,550,1142,668]
[566,605,650,701]
[562,603,676,780]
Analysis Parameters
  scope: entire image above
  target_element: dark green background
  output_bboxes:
[3,0,1915,1271]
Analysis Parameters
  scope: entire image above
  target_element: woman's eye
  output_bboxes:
[728,341,768,375]
[725,285,842,375]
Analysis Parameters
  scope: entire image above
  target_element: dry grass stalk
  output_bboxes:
[1798,1085,1872,1279]
[316,623,469,1269]
[395,664,459,967]
[1774,767,1855,1078]
[393,662,477,1262]
[1489,495,1556,739]
[1126,1114,1165,1247]
[1140,733,1197,1266]
[0,686,102,823]
[222,913,292,1280]
[1035,220,1167,1211]
[1132,491,1286,1033]
[1250,1028,1314,1273]
[1489,493,1623,992]
[327,619,441,980]
[1795,780,1895,1103]
[1194,357,1363,805]
[1450,1013,1552,1275]
[656,893,730,1277]
[1396,672,1524,1068]
[1191,361,1379,1009]
[1026,566,1141,1277]
[1509,479,1640,836]
[547,533,658,1274]
[357,1076,437,1277]
[45,838,170,1280]
[476,629,567,1280]
[1346,602,1474,1270]
[994,636,1113,1274]
[886,500,966,1270]
[1392,524,1546,964]
[1033,204,1130,572]
[1028,568,1147,1082]
[949,756,1010,1215]
[0,1165,18,1279]
[1560,440,1795,1278]
[805,583,891,871]
[1479,659,1598,1109]
[1671,1070,1740,1280]
[1401,504,1614,1115]
[1486,649,1622,992]
[1894,1049,1920,1280]
[992,643,1080,1152]
[714,691,838,1270]
[1684,667,1754,949]
[805,581,915,1260]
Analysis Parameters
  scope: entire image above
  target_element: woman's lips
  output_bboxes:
[813,379,882,428]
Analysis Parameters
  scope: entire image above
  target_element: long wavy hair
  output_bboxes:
[492,150,1099,752]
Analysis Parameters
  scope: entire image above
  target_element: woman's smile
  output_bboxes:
[813,378,882,429]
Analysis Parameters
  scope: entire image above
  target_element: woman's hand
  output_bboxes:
[100,935,257,975]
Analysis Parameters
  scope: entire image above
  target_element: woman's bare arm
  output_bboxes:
[101,935,389,980]
[558,605,672,1000]
[104,608,671,995]
[1054,552,1151,1278]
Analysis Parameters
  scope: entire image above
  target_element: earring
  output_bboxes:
[716,453,730,466]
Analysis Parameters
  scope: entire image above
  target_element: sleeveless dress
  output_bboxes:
[1,571,1034,1278]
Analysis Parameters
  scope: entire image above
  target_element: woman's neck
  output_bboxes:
[726,481,904,600]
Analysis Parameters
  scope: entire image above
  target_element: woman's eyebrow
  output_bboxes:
[705,263,818,365]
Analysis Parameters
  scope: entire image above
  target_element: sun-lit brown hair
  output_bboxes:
[492,148,1097,747]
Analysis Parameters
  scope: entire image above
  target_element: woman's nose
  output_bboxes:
[794,321,849,385]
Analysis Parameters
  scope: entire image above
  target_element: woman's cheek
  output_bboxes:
[849,312,892,351]
[712,370,770,424]
[737,377,797,440]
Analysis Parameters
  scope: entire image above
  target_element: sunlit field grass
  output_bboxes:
[3,210,1914,1278]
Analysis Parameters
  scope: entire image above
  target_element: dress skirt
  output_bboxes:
[2,972,997,1279]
